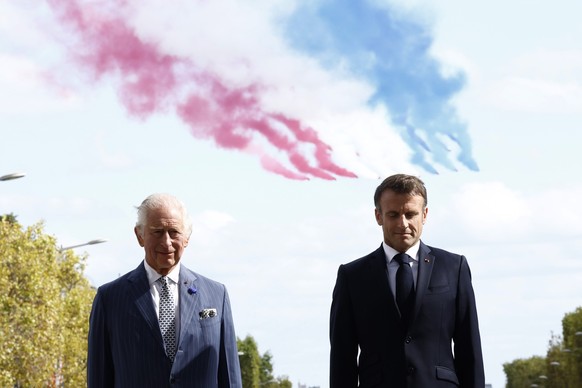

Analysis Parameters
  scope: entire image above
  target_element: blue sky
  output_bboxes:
[2,1,582,387]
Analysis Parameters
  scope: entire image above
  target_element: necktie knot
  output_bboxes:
[394,253,412,266]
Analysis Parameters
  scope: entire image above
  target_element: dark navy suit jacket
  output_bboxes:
[330,242,485,388]
[88,262,242,388]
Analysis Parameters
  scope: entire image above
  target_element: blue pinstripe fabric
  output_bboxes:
[87,262,242,388]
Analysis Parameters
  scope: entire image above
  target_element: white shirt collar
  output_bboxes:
[144,260,181,286]
[382,241,421,263]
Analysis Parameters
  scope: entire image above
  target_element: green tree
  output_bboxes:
[259,351,292,387]
[0,219,95,387]
[237,335,293,388]
[270,376,292,388]
[260,351,275,384]
[503,356,547,388]
[545,333,569,388]
[504,306,582,388]
[0,213,18,224]
[238,335,261,388]
[561,307,582,387]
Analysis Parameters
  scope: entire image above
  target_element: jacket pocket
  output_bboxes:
[358,354,382,387]
[427,285,450,294]
[435,366,459,386]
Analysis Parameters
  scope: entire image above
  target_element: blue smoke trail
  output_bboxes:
[285,0,479,173]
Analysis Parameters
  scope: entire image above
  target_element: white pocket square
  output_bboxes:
[199,308,217,319]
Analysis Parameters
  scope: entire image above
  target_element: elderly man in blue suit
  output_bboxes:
[330,174,485,388]
[88,193,242,387]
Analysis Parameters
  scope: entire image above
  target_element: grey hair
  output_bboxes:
[135,193,193,237]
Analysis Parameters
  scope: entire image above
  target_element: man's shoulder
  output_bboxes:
[423,243,465,265]
[96,262,144,293]
[341,246,384,272]
[424,244,462,258]
[181,265,226,291]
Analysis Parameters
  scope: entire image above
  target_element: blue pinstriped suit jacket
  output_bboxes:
[87,262,242,388]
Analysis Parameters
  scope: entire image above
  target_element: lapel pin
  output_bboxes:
[187,285,197,295]
[424,258,431,263]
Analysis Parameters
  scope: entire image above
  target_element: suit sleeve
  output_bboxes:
[87,289,114,388]
[330,265,359,388]
[218,286,242,388]
[453,256,485,388]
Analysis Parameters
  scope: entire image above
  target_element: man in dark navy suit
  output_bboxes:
[88,193,242,387]
[330,174,485,387]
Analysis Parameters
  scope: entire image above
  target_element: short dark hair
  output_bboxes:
[374,174,427,209]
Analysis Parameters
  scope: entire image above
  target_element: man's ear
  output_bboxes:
[134,226,145,247]
[375,207,383,226]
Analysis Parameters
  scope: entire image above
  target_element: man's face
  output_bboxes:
[134,204,189,276]
[375,189,428,253]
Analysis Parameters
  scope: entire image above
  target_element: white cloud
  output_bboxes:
[307,105,416,178]
[528,187,582,236]
[478,49,582,114]
[0,3,52,51]
[431,46,482,85]
[450,181,531,240]
[0,3,84,115]
[127,0,374,117]
[510,49,582,83]
[0,54,43,88]
[188,210,236,247]
[126,0,415,177]
[46,196,94,214]
[486,76,582,113]
[0,54,81,114]
[194,210,236,230]
[0,195,92,217]
[434,181,582,244]
[95,132,135,169]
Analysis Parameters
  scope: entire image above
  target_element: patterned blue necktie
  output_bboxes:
[158,276,177,360]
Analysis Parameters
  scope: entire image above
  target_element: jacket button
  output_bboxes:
[407,366,415,375]
[405,336,412,344]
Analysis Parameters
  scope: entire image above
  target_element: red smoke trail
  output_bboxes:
[46,0,357,180]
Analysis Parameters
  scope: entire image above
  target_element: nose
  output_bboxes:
[397,215,408,229]
[161,231,172,246]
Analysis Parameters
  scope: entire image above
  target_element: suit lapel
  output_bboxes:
[412,241,435,323]
[178,267,200,346]
[369,246,400,322]
[128,263,163,344]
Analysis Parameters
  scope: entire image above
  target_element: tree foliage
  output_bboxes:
[503,356,546,388]
[543,308,582,388]
[238,335,262,388]
[503,306,582,388]
[237,335,292,388]
[562,307,582,387]
[0,219,95,387]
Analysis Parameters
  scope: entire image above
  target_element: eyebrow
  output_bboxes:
[386,210,419,215]
[148,226,182,231]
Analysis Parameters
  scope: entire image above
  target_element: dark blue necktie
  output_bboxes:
[394,253,415,325]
